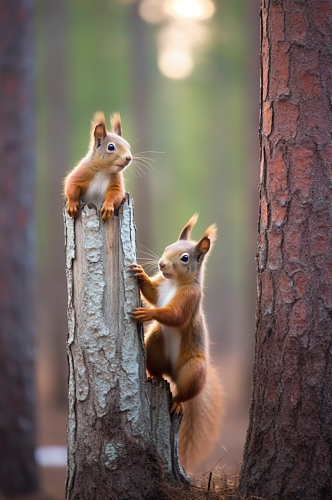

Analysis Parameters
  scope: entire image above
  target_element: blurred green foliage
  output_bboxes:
[35,0,257,350]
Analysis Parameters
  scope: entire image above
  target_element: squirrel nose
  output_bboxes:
[159,260,166,270]
[126,155,132,162]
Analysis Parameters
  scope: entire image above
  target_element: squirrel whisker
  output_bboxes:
[140,262,159,274]
[131,135,149,145]
[138,245,160,259]
[134,150,166,155]
[133,153,157,161]
[138,260,159,270]
[131,163,144,178]
[133,156,156,166]
[132,161,147,177]
[137,257,158,261]
[132,159,150,170]
[132,158,154,172]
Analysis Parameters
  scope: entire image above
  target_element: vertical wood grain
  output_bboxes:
[240,1,332,498]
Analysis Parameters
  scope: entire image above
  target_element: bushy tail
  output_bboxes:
[178,366,224,473]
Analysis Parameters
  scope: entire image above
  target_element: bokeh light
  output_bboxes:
[164,0,216,21]
[138,0,167,24]
[157,21,209,50]
[158,49,194,79]
[138,0,216,79]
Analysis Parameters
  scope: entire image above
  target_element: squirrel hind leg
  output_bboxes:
[173,356,207,405]
[145,324,171,379]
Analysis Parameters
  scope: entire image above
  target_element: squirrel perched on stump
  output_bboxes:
[64,111,132,220]
[130,214,223,472]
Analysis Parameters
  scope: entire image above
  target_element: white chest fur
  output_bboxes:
[83,171,110,208]
[157,279,177,308]
[157,279,181,366]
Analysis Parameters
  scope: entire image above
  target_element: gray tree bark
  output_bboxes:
[64,196,188,500]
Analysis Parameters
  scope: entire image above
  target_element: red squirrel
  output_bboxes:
[64,111,132,220]
[130,214,223,471]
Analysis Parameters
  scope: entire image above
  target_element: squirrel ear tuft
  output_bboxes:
[111,112,122,136]
[178,213,199,240]
[195,223,217,258]
[91,111,107,147]
[204,223,217,246]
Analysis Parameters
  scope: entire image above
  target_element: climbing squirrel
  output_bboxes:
[64,111,132,220]
[130,214,223,472]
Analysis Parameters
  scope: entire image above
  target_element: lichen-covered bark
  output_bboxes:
[0,0,38,495]
[239,1,332,499]
[64,197,188,500]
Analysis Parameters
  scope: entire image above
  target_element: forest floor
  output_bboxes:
[36,403,247,500]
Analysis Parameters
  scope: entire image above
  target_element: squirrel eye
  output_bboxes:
[107,142,116,152]
[180,254,189,263]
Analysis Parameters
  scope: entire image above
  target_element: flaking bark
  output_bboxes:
[64,196,188,500]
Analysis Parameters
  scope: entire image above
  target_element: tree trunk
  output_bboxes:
[64,197,189,500]
[0,0,38,496]
[239,1,332,499]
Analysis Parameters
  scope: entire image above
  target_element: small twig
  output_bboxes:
[207,471,212,491]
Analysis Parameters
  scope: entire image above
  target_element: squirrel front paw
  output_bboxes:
[66,200,80,218]
[131,307,154,323]
[128,263,148,285]
[101,202,114,220]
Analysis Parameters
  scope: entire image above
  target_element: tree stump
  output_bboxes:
[63,195,188,500]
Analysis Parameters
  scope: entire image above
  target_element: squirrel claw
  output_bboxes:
[101,203,114,220]
[66,200,79,219]
[128,264,146,284]
[131,307,153,322]
[129,263,141,271]
[170,401,184,416]
[129,263,144,272]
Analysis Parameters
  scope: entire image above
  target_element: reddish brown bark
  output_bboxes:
[0,0,38,496]
[239,1,332,499]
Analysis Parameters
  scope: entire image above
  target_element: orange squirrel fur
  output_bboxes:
[64,111,132,220]
[130,214,223,472]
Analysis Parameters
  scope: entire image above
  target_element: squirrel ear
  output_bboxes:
[178,213,199,240]
[91,111,107,148]
[111,112,122,136]
[195,223,217,259]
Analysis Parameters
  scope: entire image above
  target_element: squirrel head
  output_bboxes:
[89,111,132,173]
[158,214,217,283]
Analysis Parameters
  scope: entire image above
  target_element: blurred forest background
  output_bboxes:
[34,0,259,497]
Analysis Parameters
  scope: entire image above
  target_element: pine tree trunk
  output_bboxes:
[0,0,38,496]
[64,197,188,500]
[239,1,332,499]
